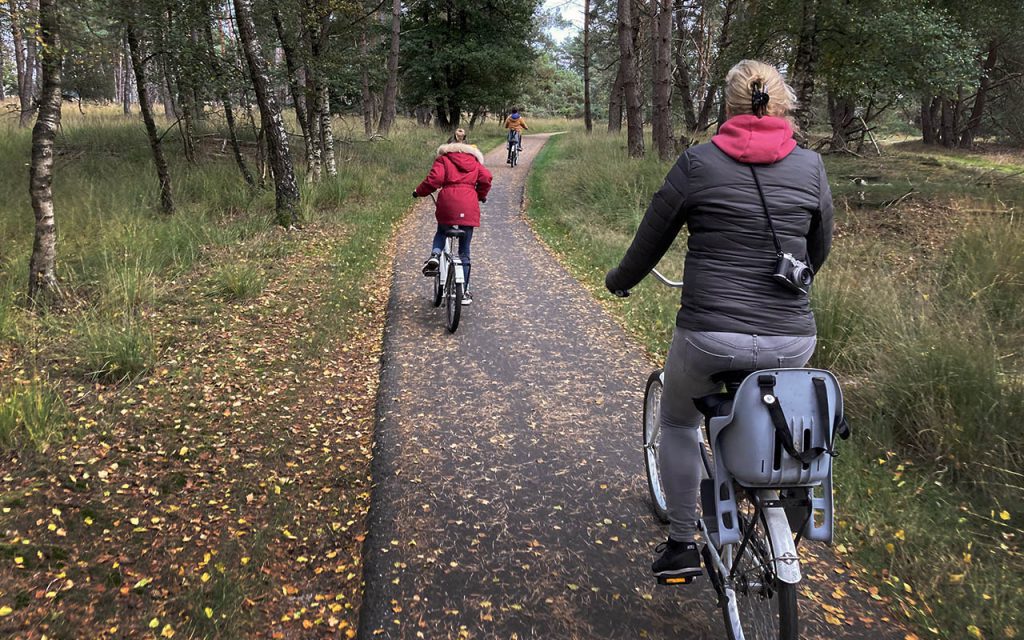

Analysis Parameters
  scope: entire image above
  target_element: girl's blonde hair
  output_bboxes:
[723,60,798,128]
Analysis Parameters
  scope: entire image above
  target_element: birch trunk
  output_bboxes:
[27,0,61,305]
[320,83,336,176]
[127,22,175,214]
[233,0,300,226]
[272,7,312,168]
[583,0,592,133]
[8,0,35,126]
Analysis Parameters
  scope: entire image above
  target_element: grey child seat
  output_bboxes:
[700,368,846,547]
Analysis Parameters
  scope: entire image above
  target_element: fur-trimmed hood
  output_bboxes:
[436,142,485,165]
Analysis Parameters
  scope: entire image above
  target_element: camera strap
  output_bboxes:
[749,166,784,256]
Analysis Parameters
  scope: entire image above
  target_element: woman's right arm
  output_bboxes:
[606,153,692,293]
[414,158,445,197]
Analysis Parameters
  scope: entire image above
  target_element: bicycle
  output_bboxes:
[430,224,467,333]
[637,268,849,640]
[506,130,520,167]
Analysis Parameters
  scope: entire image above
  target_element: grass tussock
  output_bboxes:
[0,378,70,451]
[527,130,1024,639]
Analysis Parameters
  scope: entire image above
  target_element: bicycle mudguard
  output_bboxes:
[452,260,465,285]
[760,493,802,584]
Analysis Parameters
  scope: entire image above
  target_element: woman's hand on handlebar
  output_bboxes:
[604,267,630,297]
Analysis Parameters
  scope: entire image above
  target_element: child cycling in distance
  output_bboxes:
[504,108,528,153]
[413,128,493,306]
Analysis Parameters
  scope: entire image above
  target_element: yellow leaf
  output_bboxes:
[201,572,211,583]
[967,625,983,639]
[204,607,214,619]
[825,613,843,625]
[0,606,13,617]
[161,623,175,638]
[149,618,160,629]
[999,510,1010,521]
[179,447,189,456]
[894,529,905,541]
[885,543,895,554]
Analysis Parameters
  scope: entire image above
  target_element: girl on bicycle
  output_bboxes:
[605,60,834,582]
[503,108,528,152]
[414,128,493,305]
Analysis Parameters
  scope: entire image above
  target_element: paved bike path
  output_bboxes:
[359,134,907,639]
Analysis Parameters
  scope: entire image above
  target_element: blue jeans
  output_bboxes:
[431,224,474,288]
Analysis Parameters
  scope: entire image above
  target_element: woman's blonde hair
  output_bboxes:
[723,60,798,128]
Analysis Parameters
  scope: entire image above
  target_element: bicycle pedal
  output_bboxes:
[656,572,700,586]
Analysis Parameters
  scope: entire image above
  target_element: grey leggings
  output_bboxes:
[659,328,816,541]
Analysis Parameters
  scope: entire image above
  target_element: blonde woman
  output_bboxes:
[605,60,834,581]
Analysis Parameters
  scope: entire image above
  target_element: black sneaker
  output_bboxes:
[652,538,701,584]
[422,255,439,276]
[461,290,473,306]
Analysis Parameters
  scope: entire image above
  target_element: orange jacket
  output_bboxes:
[504,114,528,132]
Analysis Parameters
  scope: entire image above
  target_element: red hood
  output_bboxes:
[445,152,481,173]
[711,115,797,164]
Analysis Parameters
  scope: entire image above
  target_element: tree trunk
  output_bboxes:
[583,0,593,133]
[960,40,998,149]
[673,0,697,135]
[790,0,819,134]
[161,64,178,119]
[204,1,254,187]
[121,32,132,115]
[359,32,373,137]
[8,0,36,126]
[697,0,735,132]
[618,0,644,156]
[0,30,7,101]
[272,8,312,169]
[233,0,300,226]
[27,0,61,305]
[378,0,401,136]
[651,0,673,160]
[127,22,175,214]
[320,83,336,176]
[827,92,856,151]
[940,97,956,148]
[608,63,624,132]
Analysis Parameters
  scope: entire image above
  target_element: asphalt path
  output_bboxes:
[358,133,908,640]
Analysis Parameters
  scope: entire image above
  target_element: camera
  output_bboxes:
[773,252,813,294]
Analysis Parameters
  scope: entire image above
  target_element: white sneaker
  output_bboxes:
[461,291,473,306]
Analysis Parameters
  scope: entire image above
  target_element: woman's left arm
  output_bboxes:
[806,155,834,272]
[606,153,691,293]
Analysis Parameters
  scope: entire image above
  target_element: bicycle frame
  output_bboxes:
[438,233,465,290]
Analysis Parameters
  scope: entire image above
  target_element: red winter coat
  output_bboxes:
[414,143,493,227]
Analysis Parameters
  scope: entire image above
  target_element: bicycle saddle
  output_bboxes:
[693,370,756,421]
[444,228,466,238]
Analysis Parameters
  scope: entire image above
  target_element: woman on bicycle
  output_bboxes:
[605,60,834,581]
[415,128,493,305]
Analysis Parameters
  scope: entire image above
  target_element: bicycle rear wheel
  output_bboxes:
[643,370,670,523]
[511,147,519,167]
[445,272,462,333]
[720,505,798,640]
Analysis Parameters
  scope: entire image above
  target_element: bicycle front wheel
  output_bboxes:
[445,276,463,333]
[643,370,670,523]
[721,508,799,640]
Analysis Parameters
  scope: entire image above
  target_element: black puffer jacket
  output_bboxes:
[605,115,834,336]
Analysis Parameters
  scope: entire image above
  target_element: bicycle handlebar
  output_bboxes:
[651,268,684,288]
